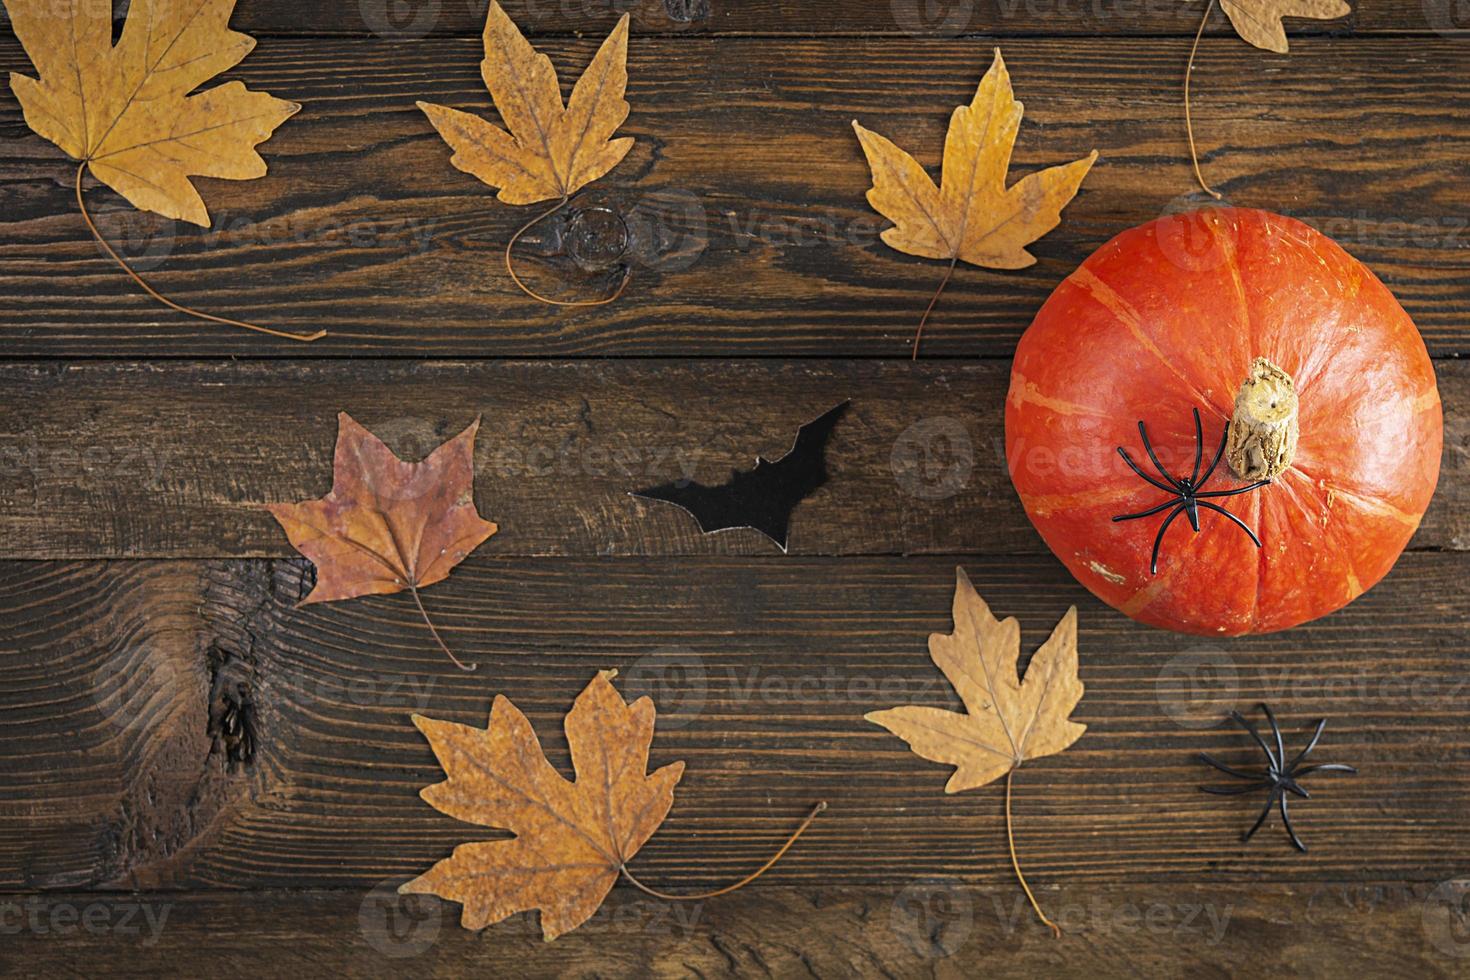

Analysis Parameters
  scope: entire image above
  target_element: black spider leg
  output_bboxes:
[1260,703,1287,774]
[1294,763,1359,777]
[1281,717,1359,851]
[1191,418,1269,543]
[1196,501,1265,548]
[1116,441,1177,495]
[1191,408,1229,493]
[1231,708,1281,771]
[1189,407,1205,484]
[1199,779,1270,795]
[1287,719,1360,787]
[1114,429,1188,576]
[1199,705,1358,853]
[1280,793,1306,852]
[1285,718,1360,777]
[1198,753,1260,782]
[1244,787,1280,843]
[1227,707,1289,843]
[1148,505,1188,575]
[1112,409,1270,574]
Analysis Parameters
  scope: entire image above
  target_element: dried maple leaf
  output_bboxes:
[400,670,825,941]
[1183,0,1349,197]
[417,3,634,306]
[1219,0,1351,53]
[5,0,316,341]
[268,413,498,671]
[866,567,1084,937]
[852,48,1096,357]
[401,671,685,941]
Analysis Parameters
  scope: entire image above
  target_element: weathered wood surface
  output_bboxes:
[0,0,1428,38]
[221,0,1392,38]
[0,359,1462,559]
[2,37,1469,357]
[1,883,1463,978]
[1,3,1467,973]
[2,556,1465,892]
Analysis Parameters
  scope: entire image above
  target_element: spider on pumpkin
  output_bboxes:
[1112,407,1270,574]
[1198,703,1358,853]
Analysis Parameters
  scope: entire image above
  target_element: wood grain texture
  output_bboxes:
[1,37,1468,357]
[0,359,1462,560]
[1,884,1463,978]
[51,0,1424,39]
[2,555,1466,891]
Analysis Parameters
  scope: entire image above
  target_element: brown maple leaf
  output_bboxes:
[5,0,317,341]
[866,567,1084,937]
[417,3,634,306]
[1219,0,1351,53]
[401,671,685,941]
[268,413,498,671]
[852,48,1096,357]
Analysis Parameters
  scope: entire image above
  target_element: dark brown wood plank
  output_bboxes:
[0,0,1417,38]
[1,884,1462,977]
[2,555,1465,891]
[2,37,1468,357]
[0,359,1462,559]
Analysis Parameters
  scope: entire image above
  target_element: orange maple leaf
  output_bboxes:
[402,671,685,941]
[268,412,498,670]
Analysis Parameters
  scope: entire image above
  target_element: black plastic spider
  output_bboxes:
[1112,408,1270,574]
[1198,703,1358,852]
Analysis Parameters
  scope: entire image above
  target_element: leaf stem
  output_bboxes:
[408,582,477,673]
[505,195,632,307]
[74,162,326,342]
[618,801,826,900]
[912,255,958,360]
[1184,0,1224,200]
[1006,769,1060,939]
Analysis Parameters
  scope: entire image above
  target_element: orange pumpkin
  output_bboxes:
[1006,207,1442,635]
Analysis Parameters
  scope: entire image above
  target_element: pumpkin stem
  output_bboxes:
[1226,358,1298,481]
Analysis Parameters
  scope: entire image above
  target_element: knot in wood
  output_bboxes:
[663,0,711,24]
[565,206,630,272]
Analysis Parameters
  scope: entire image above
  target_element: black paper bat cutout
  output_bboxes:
[631,401,850,552]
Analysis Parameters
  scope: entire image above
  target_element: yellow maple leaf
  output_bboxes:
[7,0,299,227]
[416,3,633,206]
[852,49,1095,355]
[1220,0,1351,54]
[5,0,316,341]
[1185,0,1351,198]
[866,567,1085,937]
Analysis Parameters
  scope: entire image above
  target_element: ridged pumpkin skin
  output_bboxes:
[1006,208,1442,635]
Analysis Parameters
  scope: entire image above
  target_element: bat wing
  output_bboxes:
[631,401,849,551]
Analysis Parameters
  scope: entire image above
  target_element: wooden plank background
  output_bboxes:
[1,1,1468,976]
